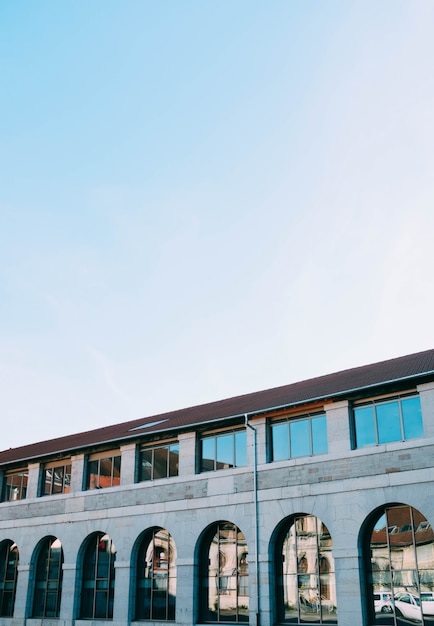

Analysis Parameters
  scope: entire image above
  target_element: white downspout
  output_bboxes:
[245,414,260,626]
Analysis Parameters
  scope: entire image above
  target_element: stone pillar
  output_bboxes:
[14,563,30,619]
[120,443,137,486]
[179,432,197,476]
[417,381,434,439]
[333,551,364,626]
[70,453,85,493]
[27,462,40,499]
[112,560,131,624]
[324,400,351,455]
[248,417,267,466]
[60,562,77,620]
[175,559,196,625]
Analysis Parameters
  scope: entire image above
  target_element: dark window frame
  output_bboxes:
[42,461,72,496]
[200,429,247,473]
[79,532,116,620]
[31,536,64,618]
[2,469,28,502]
[0,539,19,617]
[139,442,179,482]
[270,412,328,461]
[353,393,423,449]
[86,451,121,490]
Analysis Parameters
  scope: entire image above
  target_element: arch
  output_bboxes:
[273,513,337,624]
[0,539,19,617]
[198,520,249,623]
[78,532,116,619]
[30,535,64,618]
[133,527,177,621]
[362,503,434,625]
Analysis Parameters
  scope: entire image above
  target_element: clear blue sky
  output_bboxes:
[1,1,434,449]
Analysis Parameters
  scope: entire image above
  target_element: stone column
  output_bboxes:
[60,562,77,620]
[14,563,30,619]
[333,550,365,626]
[27,462,40,499]
[120,443,137,486]
[417,381,434,439]
[179,432,197,476]
[70,453,85,493]
[112,560,131,624]
[175,558,196,625]
[324,400,351,455]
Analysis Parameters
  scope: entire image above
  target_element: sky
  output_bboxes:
[1,1,434,450]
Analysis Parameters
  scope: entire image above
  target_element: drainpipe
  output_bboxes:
[245,414,260,626]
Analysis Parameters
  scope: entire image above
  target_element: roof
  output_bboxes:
[2,348,434,466]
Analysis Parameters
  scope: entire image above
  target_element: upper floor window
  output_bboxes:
[201,430,247,472]
[0,540,19,617]
[353,394,423,448]
[2,469,28,502]
[271,413,327,461]
[139,442,179,481]
[42,461,71,496]
[86,452,121,490]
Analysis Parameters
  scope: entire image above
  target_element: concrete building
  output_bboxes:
[1,349,434,626]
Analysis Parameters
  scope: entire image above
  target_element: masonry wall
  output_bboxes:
[1,383,434,626]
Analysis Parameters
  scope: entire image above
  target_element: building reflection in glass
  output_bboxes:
[369,505,434,625]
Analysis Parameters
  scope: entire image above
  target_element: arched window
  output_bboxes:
[200,521,249,622]
[135,528,176,621]
[0,540,18,617]
[80,533,116,619]
[276,514,337,623]
[32,536,63,617]
[366,504,434,625]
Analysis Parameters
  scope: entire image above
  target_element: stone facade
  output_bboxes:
[1,356,434,626]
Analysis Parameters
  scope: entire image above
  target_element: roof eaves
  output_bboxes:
[3,367,432,467]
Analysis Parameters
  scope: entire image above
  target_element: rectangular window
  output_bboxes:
[353,394,423,448]
[271,413,328,461]
[86,452,121,490]
[200,430,247,472]
[139,442,179,481]
[3,469,28,501]
[43,461,72,495]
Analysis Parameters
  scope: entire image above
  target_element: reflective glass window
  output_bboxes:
[32,537,63,618]
[200,521,249,622]
[3,470,28,502]
[271,414,328,461]
[86,453,121,490]
[0,540,18,617]
[43,463,71,495]
[276,515,337,624]
[367,505,434,625]
[354,395,423,448]
[201,431,247,472]
[135,528,177,621]
[139,443,179,481]
[80,533,116,619]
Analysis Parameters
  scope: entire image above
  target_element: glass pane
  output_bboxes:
[52,467,64,494]
[44,469,53,496]
[289,419,310,458]
[64,465,72,493]
[235,431,247,467]
[201,438,215,472]
[376,401,402,443]
[354,406,376,447]
[402,396,424,440]
[169,444,179,477]
[87,459,99,490]
[216,434,233,469]
[154,447,168,479]
[312,414,328,455]
[272,423,289,461]
[112,455,121,485]
[141,448,153,481]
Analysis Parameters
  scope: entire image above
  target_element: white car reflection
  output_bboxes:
[393,592,434,620]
